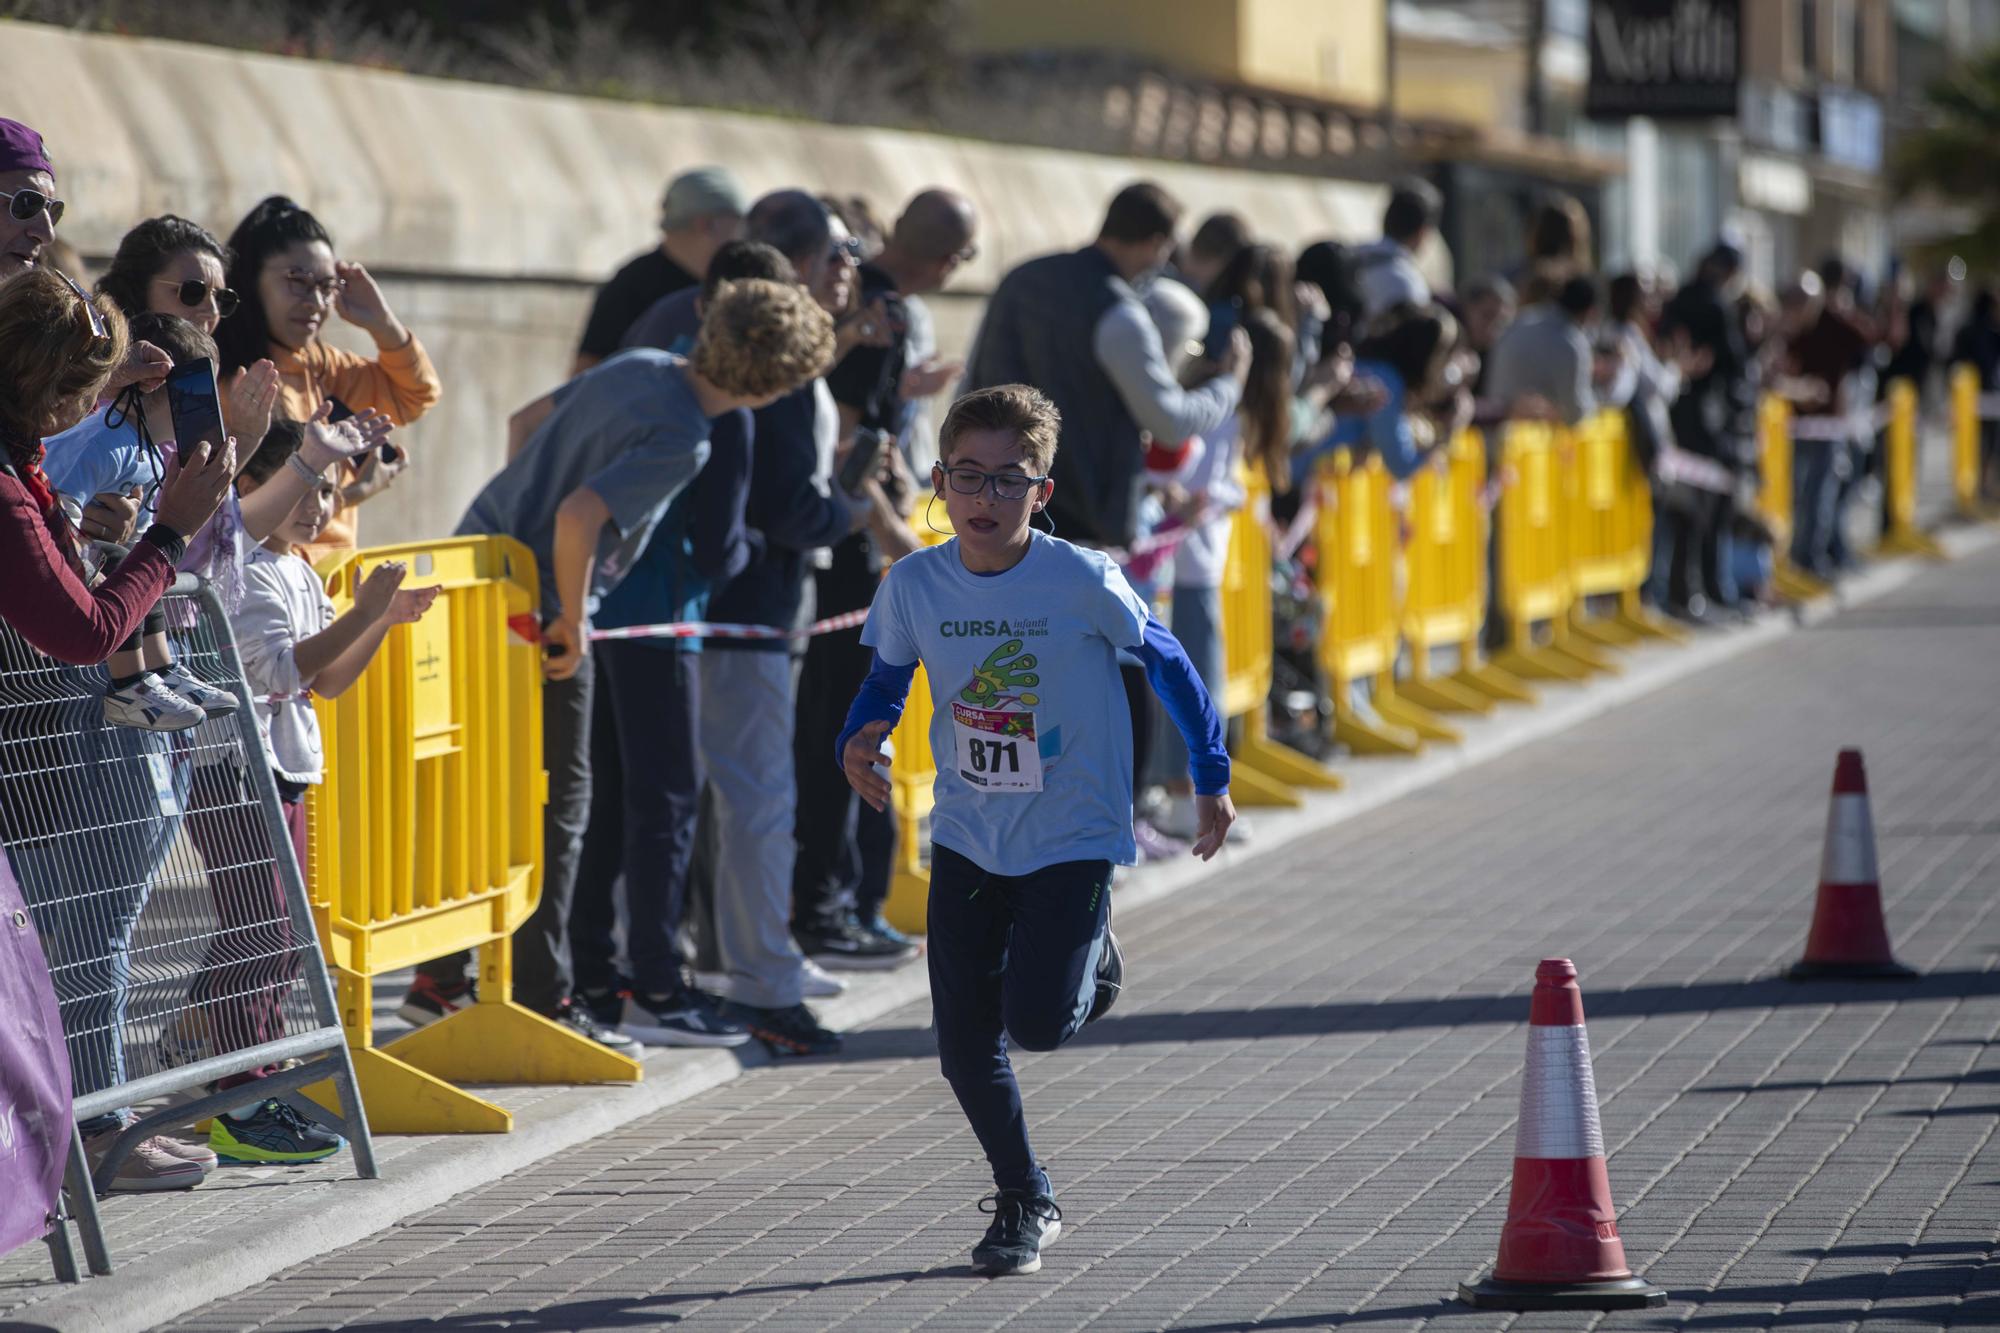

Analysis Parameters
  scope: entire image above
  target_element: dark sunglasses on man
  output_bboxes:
[0,186,64,226]
[154,277,241,317]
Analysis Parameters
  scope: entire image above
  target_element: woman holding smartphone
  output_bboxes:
[216,195,442,564]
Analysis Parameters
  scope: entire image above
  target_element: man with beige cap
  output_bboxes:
[574,166,748,374]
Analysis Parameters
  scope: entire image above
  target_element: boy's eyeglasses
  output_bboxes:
[281,268,347,303]
[57,270,108,341]
[0,187,64,226]
[156,277,241,317]
[939,465,1047,501]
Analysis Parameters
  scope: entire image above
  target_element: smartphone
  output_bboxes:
[164,356,227,455]
[326,395,402,464]
[839,427,890,496]
[1203,298,1242,362]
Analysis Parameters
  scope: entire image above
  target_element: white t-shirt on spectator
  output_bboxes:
[232,545,336,784]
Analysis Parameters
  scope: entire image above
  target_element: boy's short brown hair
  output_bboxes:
[937,384,1061,475]
[691,277,836,400]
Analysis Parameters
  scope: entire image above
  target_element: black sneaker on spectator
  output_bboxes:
[397,974,475,1027]
[1087,930,1123,1023]
[577,979,632,1029]
[719,1001,843,1057]
[622,987,751,1048]
[860,911,920,953]
[797,914,919,971]
[210,1099,344,1165]
[553,997,639,1051]
[971,1189,1063,1275]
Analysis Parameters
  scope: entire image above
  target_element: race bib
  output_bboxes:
[951,702,1042,793]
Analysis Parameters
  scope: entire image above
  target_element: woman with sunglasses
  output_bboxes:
[0,268,242,1192]
[216,195,441,563]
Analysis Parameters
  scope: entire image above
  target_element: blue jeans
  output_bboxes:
[1792,438,1845,576]
[927,844,1112,1195]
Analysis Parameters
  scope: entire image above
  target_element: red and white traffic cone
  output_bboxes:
[1785,748,1917,980]
[1458,959,1665,1311]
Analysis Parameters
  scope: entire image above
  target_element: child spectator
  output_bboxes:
[185,414,437,1165]
[838,385,1234,1276]
[400,277,834,1048]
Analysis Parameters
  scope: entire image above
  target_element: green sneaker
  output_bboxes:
[210,1099,345,1164]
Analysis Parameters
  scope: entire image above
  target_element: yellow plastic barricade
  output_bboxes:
[1874,377,1944,559]
[1221,466,1343,807]
[1952,364,1983,519]
[1399,429,1532,711]
[307,537,639,1134]
[1757,396,1830,603]
[1566,409,1681,650]
[880,513,955,936]
[1316,449,1456,754]
[1490,422,1613,682]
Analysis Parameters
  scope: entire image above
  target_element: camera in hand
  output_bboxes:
[1202,298,1242,363]
[839,427,890,497]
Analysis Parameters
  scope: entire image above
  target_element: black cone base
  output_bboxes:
[1457,1274,1667,1311]
[1784,958,1919,982]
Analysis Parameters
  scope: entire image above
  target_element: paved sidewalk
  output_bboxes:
[139,544,2000,1332]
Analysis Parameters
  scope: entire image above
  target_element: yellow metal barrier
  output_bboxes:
[1950,363,1990,520]
[1490,423,1613,682]
[1874,377,1943,559]
[1316,449,1457,754]
[306,537,639,1133]
[880,512,954,936]
[1400,430,1532,711]
[1566,410,1681,650]
[1221,467,1343,807]
[1757,396,1830,603]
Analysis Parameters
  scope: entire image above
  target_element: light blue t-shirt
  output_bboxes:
[41,409,163,529]
[862,530,1150,875]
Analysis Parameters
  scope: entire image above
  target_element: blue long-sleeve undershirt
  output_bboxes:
[834,614,1231,796]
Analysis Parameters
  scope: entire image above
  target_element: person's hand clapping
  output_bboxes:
[841,719,894,812]
[1217,326,1252,386]
[225,361,282,462]
[353,561,409,622]
[151,439,237,538]
[382,583,440,626]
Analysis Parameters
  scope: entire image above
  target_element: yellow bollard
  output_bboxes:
[1874,378,1944,559]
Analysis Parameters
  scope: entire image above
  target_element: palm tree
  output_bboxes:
[1893,46,2000,268]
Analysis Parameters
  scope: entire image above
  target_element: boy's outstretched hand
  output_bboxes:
[1190,792,1236,861]
[842,719,894,813]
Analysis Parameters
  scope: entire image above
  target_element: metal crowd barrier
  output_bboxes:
[0,573,375,1281]
[307,537,638,1135]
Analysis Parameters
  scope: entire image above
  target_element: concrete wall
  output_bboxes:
[3,19,1385,544]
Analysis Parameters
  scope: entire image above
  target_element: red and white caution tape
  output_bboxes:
[587,607,872,643]
[1790,399,1894,441]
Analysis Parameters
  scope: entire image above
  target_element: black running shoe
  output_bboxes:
[553,998,639,1051]
[1087,930,1123,1023]
[624,987,751,1048]
[210,1099,344,1165]
[971,1190,1063,1275]
[718,1001,842,1057]
[577,979,632,1028]
[797,915,919,971]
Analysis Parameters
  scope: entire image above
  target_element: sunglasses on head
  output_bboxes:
[829,235,864,264]
[56,270,108,341]
[155,277,241,317]
[0,187,63,226]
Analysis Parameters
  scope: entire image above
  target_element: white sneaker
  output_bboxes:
[157,665,240,718]
[83,1126,207,1192]
[1152,794,1201,841]
[104,673,207,732]
[800,958,848,998]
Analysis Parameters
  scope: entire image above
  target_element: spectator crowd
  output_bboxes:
[3,107,1996,1199]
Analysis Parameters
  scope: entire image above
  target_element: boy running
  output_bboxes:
[838,384,1234,1276]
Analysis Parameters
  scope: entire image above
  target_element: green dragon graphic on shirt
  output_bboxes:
[959,639,1040,708]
